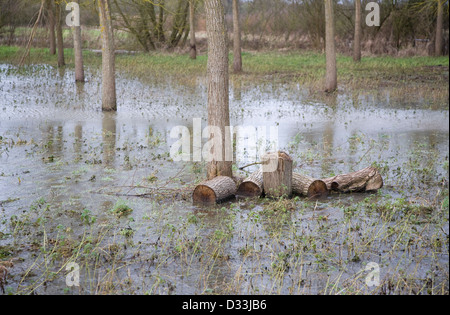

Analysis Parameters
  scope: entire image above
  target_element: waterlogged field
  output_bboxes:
[0,60,448,295]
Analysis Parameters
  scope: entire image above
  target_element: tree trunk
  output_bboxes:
[98,0,117,111]
[324,0,337,92]
[46,0,56,55]
[55,2,65,68]
[262,151,293,199]
[237,168,263,197]
[19,0,46,67]
[169,0,189,48]
[73,0,85,82]
[435,0,443,56]
[353,0,362,62]
[205,0,232,180]
[193,176,237,204]
[292,173,328,198]
[322,166,383,193]
[156,0,165,43]
[232,0,242,73]
[189,0,197,59]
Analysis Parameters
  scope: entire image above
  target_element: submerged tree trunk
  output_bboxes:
[353,0,362,62]
[435,0,443,56]
[205,0,233,180]
[46,0,56,55]
[55,1,65,67]
[98,0,117,111]
[324,0,337,92]
[189,0,197,59]
[73,0,85,82]
[232,0,242,73]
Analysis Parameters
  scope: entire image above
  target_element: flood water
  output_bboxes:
[0,64,448,295]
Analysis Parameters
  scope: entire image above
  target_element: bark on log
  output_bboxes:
[193,176,237,204]
[323,166,383,193]
[292,173,328,198]
[262,151,293,198]
[237,168,263,197]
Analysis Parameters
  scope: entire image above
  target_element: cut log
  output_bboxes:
[262,151,293,198]
[193,176,237,204]
[237,168,263,197]
[323,166,383,193]
[292,173,329,198]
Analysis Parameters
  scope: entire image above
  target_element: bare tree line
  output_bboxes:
[239,0,448,55]
[1,0,448,56]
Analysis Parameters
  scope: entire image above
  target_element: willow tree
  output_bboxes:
[435,0,444,56]
[55,1,65,67]
[353,0,362,62]
[113,0,189,51]
[324,0,337,92]
[232,0,242,73]
[189,0,197,59]
[46,0,56,55]
[71,0,85,82]
[98,0,117,111]
[205,0,232,179]
[412,0,446,56]
[169,0,190,48]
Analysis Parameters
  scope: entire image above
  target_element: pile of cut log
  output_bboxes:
[193,151,383,204]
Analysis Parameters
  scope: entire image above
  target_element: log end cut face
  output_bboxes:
[193,176,237,205]
[193,185,217,204]
[236,182,263,197]
[307,180,329,198]
[365,171,384,191]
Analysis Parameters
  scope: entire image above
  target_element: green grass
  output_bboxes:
[110,199,133,218]
[117,52,208,77]
[0,46,96,66]
[242,51,449,88]
[0,45,448,92]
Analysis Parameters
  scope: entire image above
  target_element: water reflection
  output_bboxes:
[74,124,83,161]
[232,77,242,101]
[57,67,66,79]
[102,112,117,167]
[43,124,64,159]
[321,121,334,177]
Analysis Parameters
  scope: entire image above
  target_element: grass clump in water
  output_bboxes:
[110,200,133,218]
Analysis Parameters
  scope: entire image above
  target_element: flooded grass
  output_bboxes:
[0,49,448,295]
[1,46,448,93]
